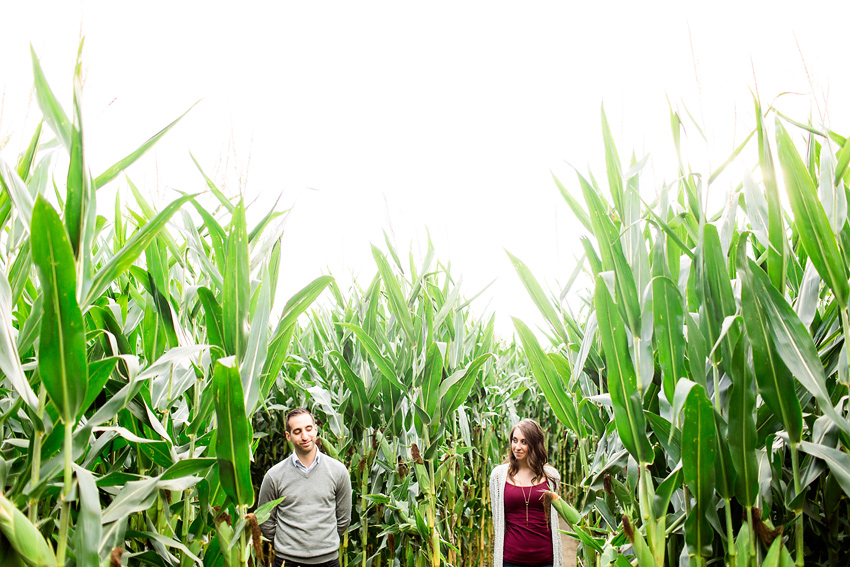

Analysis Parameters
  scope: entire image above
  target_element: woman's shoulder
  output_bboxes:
[543,464,561,481]
[490,463,509,482]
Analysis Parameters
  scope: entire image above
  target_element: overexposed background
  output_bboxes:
[2,2,848,338]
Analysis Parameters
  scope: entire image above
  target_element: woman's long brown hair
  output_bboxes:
[506,418,552,484]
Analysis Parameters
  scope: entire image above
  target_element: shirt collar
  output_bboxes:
[291,450,320,472]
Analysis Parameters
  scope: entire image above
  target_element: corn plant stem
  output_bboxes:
[360,448,368,567]
[842,308,850,404]
[28,385,47,523]
[56,420,73,566]
[790,444,804,567]
[746,507,756,561]
[640,465,665,567]
[724,498,735,563]
[237,504,249,567]
[428,458,439,567]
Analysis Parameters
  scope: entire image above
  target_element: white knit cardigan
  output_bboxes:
[489,463,563,567]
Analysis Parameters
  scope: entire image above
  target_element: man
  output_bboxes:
[258,408,352,567]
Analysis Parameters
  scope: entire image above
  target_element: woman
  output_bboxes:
[489,418,563,567]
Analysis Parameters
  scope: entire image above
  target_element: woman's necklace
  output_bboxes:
[519,482,532,526]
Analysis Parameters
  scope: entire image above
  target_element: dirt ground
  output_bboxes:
[559,518,579,567]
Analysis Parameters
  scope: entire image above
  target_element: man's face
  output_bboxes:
[285,413,317,456]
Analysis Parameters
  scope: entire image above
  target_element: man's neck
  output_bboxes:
[294,447,318,468]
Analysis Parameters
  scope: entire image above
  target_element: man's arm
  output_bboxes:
[335,467,353,536]
[257,471,278,542]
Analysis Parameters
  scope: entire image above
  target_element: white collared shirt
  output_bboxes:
[290,450,320,473]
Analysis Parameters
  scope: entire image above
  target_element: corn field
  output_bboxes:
[1,48,849,567]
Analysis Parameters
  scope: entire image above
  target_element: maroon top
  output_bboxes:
[503,480,553,564]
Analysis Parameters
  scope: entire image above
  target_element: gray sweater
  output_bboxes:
[258,452,352,563]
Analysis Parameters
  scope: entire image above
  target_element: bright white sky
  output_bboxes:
[2,2,849,339]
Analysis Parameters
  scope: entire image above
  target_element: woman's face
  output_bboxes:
[511,427,529,463]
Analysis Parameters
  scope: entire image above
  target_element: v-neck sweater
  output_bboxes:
[258,451,352,563]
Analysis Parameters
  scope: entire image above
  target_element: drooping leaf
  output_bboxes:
[513,318,581,433]
[439,353,492,419]
[738,241,803,444]
[0,272,37,410]
[71,464,101,567]
[507,250,569,345]
[337,322,404,392]
[30,46,72,151]
[744,256,850,438]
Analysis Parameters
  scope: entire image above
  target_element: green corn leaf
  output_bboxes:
[681,381,716,558]
[100,475,159,524]
[274,275,333,338]
[337,322,404,392]
[818,146,847,235]
[709,129,756,184]
[421,343,442,419]
[594,276,653,464]
[744,255,850,438]
[65,68,90,259]
[755,100,786,294]
[506,250,569,345]
[776,118,849,308]
[0,272,37,410]
[696,224,740,368]
[213,356,254,507]
[16,121,42,182]
[263,276,333,390]
[796,440,850,498]
[84,194,195,308]
[190,152,234,212]
[439,353,492,419]
[71,464,101,567]
[161,458,216,481]
[713,403,737,501]
[513,318,581,433]
[77,357,118,420]
[223,202,249,359]
[553,171,592,233]
[602,106,624,217]
[198,287,224,351]
[240,268,270,414]
[727,339,759,507]
[651,466,682,520]
[31,197,87,424]
[372,245,415,342]
[30,46,72,151]
[330,351,371,430]
[834,134,850,185]
[0,161,33,232]
[93,102,198,189]
[651,275,686,404]
[581,175,641,336]
[738,241,803,444]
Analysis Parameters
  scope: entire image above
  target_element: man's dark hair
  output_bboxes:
[285,408,315,432]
